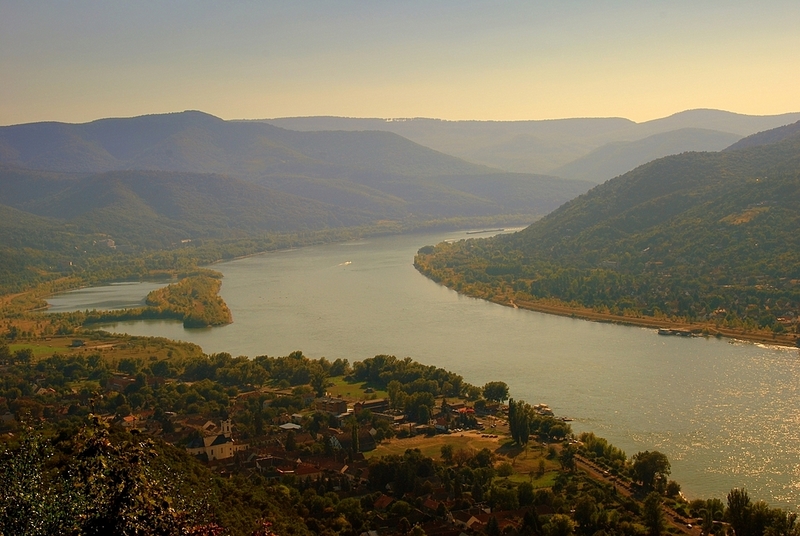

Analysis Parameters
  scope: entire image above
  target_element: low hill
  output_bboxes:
[0,202,117,291]
[551,128,741,183]
[415,124,800,339]
[636,109,800,138]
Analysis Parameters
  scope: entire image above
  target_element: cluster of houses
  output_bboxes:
[350,473,556,535]
[167,392,495,473]
[1,373,570,536]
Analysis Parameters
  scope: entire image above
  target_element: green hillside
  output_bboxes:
[415,125,800,339]
[725,120,800,151]
[1,168,370,248]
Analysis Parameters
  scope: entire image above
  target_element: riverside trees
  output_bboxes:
[483,381,510,403]
[509,398,572,446]
[632,450,671,490]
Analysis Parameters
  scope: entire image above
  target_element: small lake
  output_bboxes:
[46,281,170,312]
[48,229,800,509]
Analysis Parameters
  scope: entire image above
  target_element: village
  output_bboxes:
[0,337,727,536]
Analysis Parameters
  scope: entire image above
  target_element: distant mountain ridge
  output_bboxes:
[0,111,490,177]
[0,111,593,254]
[263,109,800,179]
[550,128,742,183]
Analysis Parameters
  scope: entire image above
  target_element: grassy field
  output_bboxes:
[367,431,562,488]
[8,335,203,362]
[10,340,77,357]
[66,379,103,394]
[367,431,503,459]
[326,376,389,400]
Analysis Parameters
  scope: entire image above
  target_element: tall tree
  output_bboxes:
[642,491,665,536]
[483,381,510,403]
[631,451,671,490]
[559,445,576,472]
[310,369,328,398]
[350,419,360,455]
[700,498,725,535]
[440,444,454,464]
[509,399,531,446]
[727,488,752,536]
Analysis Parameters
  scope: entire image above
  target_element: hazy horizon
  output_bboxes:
[2,1,799,126]
[5,107,800,129]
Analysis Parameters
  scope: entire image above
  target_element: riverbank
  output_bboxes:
[502,296,800,349]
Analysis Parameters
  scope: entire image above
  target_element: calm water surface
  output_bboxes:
[47,281,170,312]
[49,230,800,509]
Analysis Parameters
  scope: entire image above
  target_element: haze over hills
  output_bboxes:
[0,111,592,258]
[6,108,799,299]
[262,115,636,175]
[264,109,800,178]
[550,128,742,183]
[725,120,800,151]
[415,121,800,335]
[0,111,488,177]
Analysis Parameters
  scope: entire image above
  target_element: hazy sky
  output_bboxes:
[1,1,798,125]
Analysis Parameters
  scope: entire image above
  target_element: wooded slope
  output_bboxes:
[415,122,800,335]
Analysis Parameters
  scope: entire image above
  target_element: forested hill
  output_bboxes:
[506,125,800,253]
[0,168,368,245]
[725,120,800,151]
[415,123,800,338]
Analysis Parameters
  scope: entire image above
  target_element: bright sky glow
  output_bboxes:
[1,1,798,125]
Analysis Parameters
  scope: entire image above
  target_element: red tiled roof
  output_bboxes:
[373,494,394,510]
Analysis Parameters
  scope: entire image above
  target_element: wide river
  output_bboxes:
[48,230,800,509]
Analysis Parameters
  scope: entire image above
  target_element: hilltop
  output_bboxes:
[550,128,741,184]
